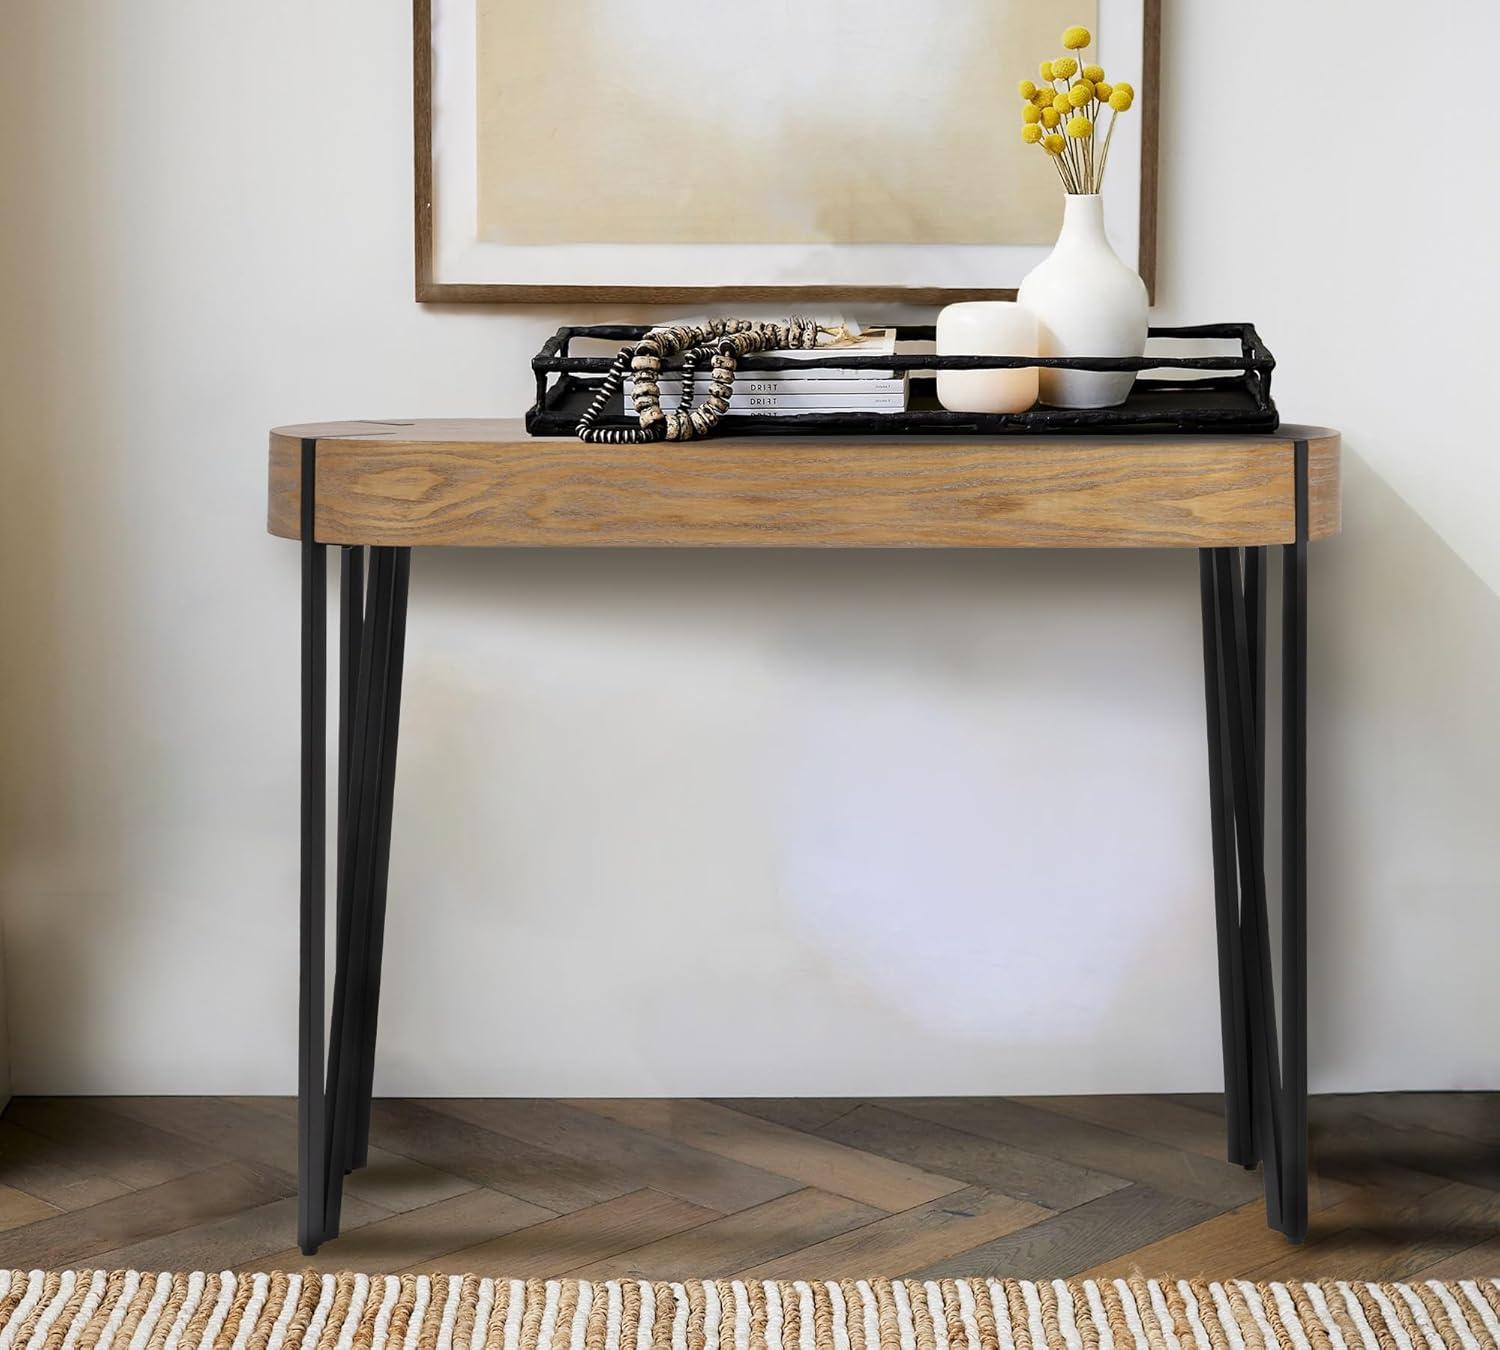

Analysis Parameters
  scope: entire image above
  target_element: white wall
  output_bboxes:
[2,1,1497,1096]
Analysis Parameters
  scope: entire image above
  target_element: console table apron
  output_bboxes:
[268,419,1341,1255]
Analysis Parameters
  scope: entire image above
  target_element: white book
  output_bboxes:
[651,326,900,382]
[749,325,898,380]
[623,389,908,413]
[630,375,908,397]
[741,366,898,381]
[762,325,898,360]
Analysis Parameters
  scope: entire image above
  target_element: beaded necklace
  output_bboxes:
[576,317,856,443]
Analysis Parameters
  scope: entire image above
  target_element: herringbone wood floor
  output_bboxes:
[1,1095,1498,1278]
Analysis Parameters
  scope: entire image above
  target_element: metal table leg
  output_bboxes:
[297,434,410,1255]
[1281,443,1309,1240]
[1197,438,1310,1242]
[325,546,409,1236]
[298,439,328,1255]
[1199,552,1254,1168]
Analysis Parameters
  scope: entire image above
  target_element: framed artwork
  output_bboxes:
[415,0,1159,304]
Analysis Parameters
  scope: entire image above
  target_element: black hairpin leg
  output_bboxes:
[1281,447,1309,1241]
[298,437,411,1255]
[1197,440,1310,1242]
[342,547,410,1177]
[298,441,328,1256]
[1199,552,1254,1169]
[324,545,363,1183]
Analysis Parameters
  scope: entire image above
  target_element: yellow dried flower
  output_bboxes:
[1034,88,1054,107]
[1051,55,1078,79]
[1043,133,1066,155]
[1094,81,1113,102]
[1108,88,1134,112]
[1083,63,1105,82]
[1021,124,1043,144]
[1053,92,1072,112]
[1071,80,1095,104]
[1023,103,1042,124]
[1019,79,1037,99]
[1112,81,1135,98]
[1041,106,1061,128]
[1066,114,1093,138]
[1040,60,1055,81]
[1062,26,1091,50]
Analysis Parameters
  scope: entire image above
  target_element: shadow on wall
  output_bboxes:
[1304,447,1500,1088]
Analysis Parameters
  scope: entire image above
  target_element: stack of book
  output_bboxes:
[624,326,907,416]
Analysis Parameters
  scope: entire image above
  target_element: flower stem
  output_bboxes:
[1097,108,1119,190]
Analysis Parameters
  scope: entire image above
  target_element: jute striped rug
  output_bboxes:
[2,1272,1497,1350]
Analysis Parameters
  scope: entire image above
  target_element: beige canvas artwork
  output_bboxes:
[475,0,1096,247]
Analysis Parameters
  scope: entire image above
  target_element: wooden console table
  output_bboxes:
[269,419,1341,1255]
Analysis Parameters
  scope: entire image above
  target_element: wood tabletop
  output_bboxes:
[268,419,1340,550]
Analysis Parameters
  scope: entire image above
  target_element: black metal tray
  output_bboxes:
[526,322,1277,437]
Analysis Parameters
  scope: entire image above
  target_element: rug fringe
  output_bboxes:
[2,1274,1497,1350]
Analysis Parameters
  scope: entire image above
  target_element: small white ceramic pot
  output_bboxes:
[1018,194,1149,409]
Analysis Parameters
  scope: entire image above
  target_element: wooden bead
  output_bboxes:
[582,317,843,443]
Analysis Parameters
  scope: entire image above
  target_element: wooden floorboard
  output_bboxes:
[1,1095,1498,1276]
[566,1099,965,1212]
[417,1189,719,1278]
[108,1095,476,1215]
[0,1161,293,1270]
[564,1188,882,1281]
[100,1193,387,1273]
[1014,1094,1239,1160]
[911,1183,1216,1280]
[0,1184,62,1233]
[0,1098,227,1190]
[735,1185,1047,1279]
[425,1098,800,1214]
[881,1098,1265,1209]
[816,1104,1127,1212]
[0,1120,135,1212]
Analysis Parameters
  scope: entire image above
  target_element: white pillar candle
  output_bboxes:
[935,301,1039,413]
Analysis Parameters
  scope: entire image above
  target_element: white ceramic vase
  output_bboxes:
[1018,193,1148,409]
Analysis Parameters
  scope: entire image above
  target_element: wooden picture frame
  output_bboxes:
[414,0,1159,305]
